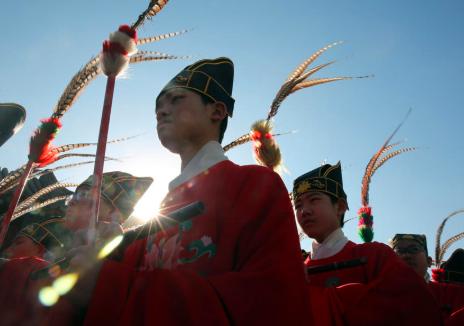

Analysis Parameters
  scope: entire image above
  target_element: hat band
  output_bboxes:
[293,177,346,201]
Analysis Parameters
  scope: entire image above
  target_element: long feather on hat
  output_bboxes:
[358,110,416,242]
[224,42,369,172]
[434,209,464,266]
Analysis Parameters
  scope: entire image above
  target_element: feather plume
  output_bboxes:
[266,42,367,120]
[28,118,62,167]
[12,196,69,221]
[137,29,189,45]
[439,232,464,264]
[286,41,342,82]
[1,156,117,195]
[223,133,251,152]
[435,209,464,266]
[361,109,412,206]
[51,134,142,154]
[52,27,187,120]
[0,167,26,194]
[32,160,111,177]
[52,56,101,119]
[131,0,170,30]
[15,183,78,213]
[291,76,365,93]
[370,147,416,176]
[53,153,119,163]
[358,110,414,242]
[130,54,188,64]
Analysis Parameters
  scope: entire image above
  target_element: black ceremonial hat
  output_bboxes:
[157,57,235,117]
[293,162,347,202]
[0,103,26,147]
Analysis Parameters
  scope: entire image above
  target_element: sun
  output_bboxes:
[116,152,180,226]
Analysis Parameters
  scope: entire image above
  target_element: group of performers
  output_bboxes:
[0,55,463,325]
[0,1,463,322]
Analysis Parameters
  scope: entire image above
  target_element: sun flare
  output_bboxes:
[119,153,180,226]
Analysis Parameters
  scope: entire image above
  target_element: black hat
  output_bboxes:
[440,248,464,284]
[78,171,153,221]
[18,217,72,256]
[157,57,235,117]
[390,234,428,255]
[293,162,347,202]
[0,171,72,251]
[0,103,26,147]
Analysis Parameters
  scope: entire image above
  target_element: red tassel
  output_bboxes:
[118,24,137,42]
[28,118,62,167]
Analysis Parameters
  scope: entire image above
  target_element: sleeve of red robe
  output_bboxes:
[428,281,464,322]
[447,306,464,326]
[0,257,48,325]
[339,244,443,325]
[305,241,443,325]
[80,166,309,325]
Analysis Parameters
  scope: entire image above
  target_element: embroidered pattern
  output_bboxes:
[179,236,217,264]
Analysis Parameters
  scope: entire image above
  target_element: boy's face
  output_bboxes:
[65,186,121,230]
[294,192,345,243]
[155,88,216,153]
[3,235,44,259]
[393,239,432,277]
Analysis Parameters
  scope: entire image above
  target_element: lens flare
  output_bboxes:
[53,273,79,295]
[39,286,59,307]
[98,234,123,259]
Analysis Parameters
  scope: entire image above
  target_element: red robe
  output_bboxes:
[0,257,49,325]
[428,281,464,322]
[305,241,443,325]
[53,161,309,325]
[447,306,464,326]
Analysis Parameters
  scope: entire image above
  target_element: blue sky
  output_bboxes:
[1,0,463,260]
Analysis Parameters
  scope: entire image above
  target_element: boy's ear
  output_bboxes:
[210,101,227,123]
[337,198,348,216]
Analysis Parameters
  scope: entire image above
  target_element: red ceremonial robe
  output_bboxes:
[305,241,443,325]
[447,306,464,326]
[56,161,309,325]
[0,257,48,325]
[428,281,464,322]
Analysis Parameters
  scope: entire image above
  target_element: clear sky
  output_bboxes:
[1,0,463,261]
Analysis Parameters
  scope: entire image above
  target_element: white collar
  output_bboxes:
[311,228,349,260]
[168,141,228,190]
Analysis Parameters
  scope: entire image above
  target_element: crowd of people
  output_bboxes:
[0,57,463,325]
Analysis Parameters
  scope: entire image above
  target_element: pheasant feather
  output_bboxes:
[12,196,69,221]
[131,0,170,30]
[435,209,464,266]
[358,110,415,242]
[223,133,251,152]
[439,232,464,264]
[15,182,78,213]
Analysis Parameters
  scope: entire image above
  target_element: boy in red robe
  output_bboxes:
[0,218,69,325]
[293,162,442,325]
[51,58,309,325]
[391,234,464,323]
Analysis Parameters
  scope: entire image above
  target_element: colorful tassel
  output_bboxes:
[358,206,374,243]
[28,118,62,167]
[250,120,282,172]
[101,25,138,77]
